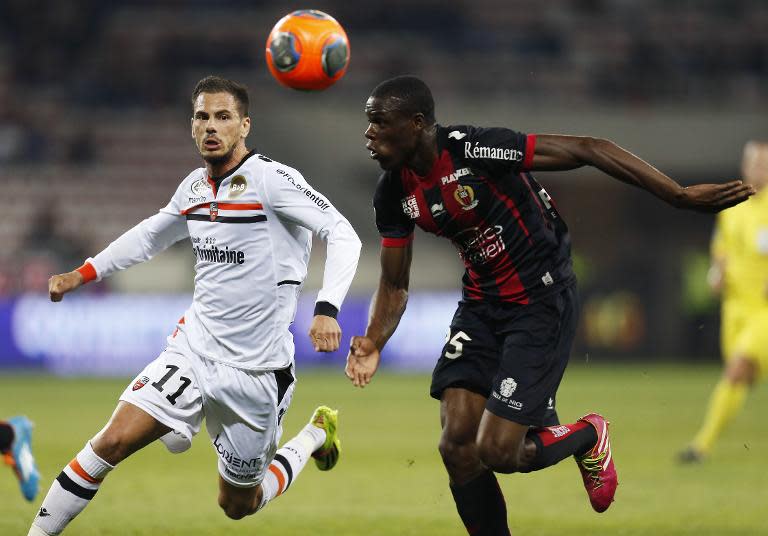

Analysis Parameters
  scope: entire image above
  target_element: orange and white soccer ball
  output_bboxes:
[265,10,350,91]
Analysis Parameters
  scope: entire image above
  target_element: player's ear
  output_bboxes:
[412,113,427,131]
[241,116,251,139]
[190,117,195,139]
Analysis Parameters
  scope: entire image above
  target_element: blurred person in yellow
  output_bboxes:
[679,141,768,463]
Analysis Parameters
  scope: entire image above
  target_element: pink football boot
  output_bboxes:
[574,413,618,513]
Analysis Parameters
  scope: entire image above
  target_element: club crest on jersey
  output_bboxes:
[210,202,219,221]
[132,376,150,391]
[401,195,420,219]
[454,184,478,211]
[228,175,247,199]
[191,178,212,196]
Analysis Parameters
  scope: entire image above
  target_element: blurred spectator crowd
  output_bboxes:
[2,0,766,118]
[0,0,766,296]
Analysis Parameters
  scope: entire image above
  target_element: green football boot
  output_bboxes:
[310,406,340,471]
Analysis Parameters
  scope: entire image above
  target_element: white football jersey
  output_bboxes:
[84,151,361,370]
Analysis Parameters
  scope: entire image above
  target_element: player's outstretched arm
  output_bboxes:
[49,211,188,301]
[48,270,84,302]
[529,134,755,212]
[346,243,412,388]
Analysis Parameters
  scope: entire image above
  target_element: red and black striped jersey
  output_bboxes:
[374,124,575,304]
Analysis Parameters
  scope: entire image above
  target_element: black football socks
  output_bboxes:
[523,421,597,472]
[450,471,511,536]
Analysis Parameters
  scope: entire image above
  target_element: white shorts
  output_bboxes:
[119,331,295,487]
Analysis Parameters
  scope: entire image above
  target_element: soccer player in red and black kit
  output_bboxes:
[345,75,755,535]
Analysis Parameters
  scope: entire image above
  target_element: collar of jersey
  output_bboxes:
[208,148,259,187]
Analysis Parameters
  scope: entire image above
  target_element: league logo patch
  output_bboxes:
[228,175,248,199]
[401,195,420,219]
[454,184,478,211]
[209,202,219,221]
[499,377,517,398]
[132,376,150,391]
[191,177,212,196]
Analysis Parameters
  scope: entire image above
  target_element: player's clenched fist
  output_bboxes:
[345,336,381,388]
[48,271,84,302]
[308,315,341,352]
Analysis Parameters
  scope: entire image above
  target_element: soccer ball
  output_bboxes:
[265,10,350,91]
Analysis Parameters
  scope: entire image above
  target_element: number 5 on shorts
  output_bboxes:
[444,331,472,359]
[151,365,192,405]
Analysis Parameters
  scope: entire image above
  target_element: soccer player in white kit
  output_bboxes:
[29,76,362,535]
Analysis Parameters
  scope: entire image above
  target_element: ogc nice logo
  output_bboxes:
[499,377,517,398]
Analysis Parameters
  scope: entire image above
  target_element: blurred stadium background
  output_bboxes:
[1,1,766,534]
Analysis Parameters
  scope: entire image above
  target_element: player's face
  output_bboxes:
[364,96,419,170]
[191,92,250,165]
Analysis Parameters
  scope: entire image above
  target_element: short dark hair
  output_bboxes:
[191,76,250,117]
[371,75,435,124]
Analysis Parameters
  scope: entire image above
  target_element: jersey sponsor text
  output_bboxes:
[464,141,523,161]
[440,167,471,185]
[277,169,330,210]
[454,225,506,265]
[214,434,261,470]
[193,245,245,265]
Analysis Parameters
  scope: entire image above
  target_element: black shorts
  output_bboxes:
[430,284,579,427]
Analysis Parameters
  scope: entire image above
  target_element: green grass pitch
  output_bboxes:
[1,362,766,535]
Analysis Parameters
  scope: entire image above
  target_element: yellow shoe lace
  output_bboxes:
[577,450,607,489]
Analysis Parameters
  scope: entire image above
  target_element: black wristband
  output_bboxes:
[313,301,339,319]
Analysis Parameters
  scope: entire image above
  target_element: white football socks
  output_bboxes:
[28,424,327,532]
[30,442,114,535]
[258,423,326,510]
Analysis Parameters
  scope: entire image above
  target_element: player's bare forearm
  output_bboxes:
[345,282,406,388]
[365,281,408,351]
[365,244,412,350]
[345,244,410,388]
[531,134,755,212]
[533,135,681,198]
